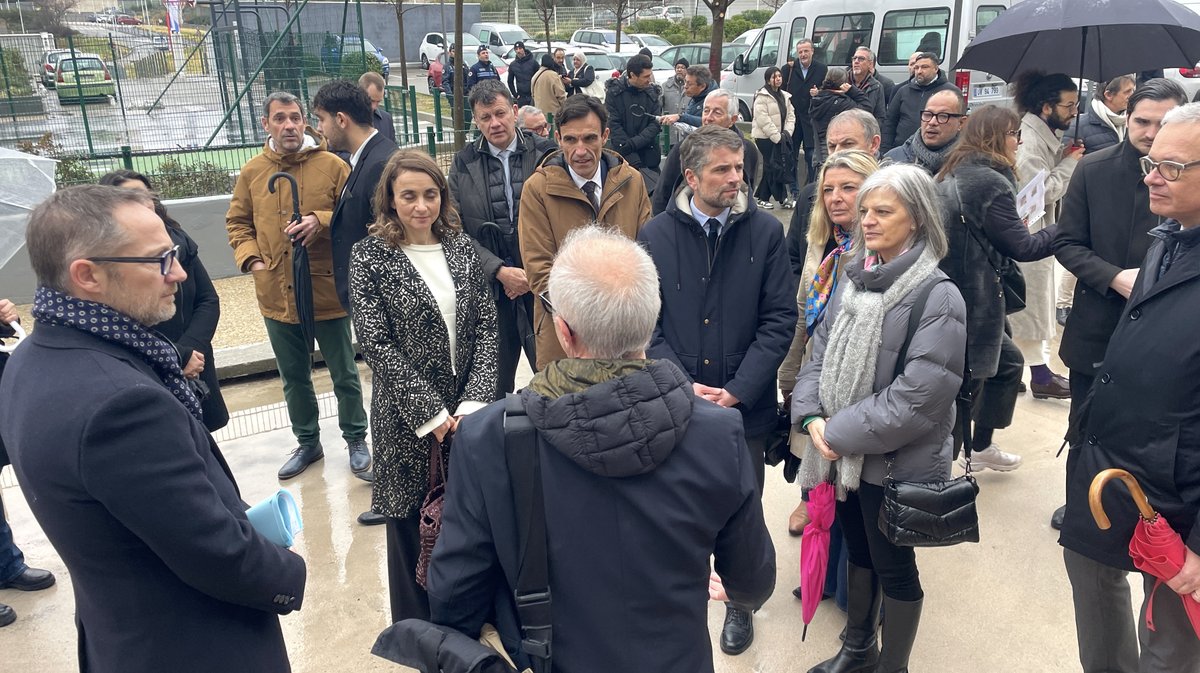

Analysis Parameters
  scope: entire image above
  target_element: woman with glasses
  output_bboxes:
[934,105,1059,472]
[751,65,796,210]
[1010,71,1087,403]
[348,150,497,624]
[98,170,229,431]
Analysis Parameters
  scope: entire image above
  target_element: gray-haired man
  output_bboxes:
[639,124,796,656]
[429,226,775,673]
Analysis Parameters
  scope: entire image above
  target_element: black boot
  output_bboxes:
[720,604,754,655]
[807,563,881,673]
[876,597,923,673]
[278,441,324,480]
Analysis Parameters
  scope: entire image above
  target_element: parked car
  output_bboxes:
[629,33,672,56]
[419,32,482,70]
[321,35,391,79]
[571,29,665,53]
[94,13,114,23]
[427,51,509,91]
[512,47,625,81]
[469,22,536,54]
[635,5,686,22]
[731,28,761,45]
[115,14,141,25]
[54,54,115,102]
[150,36,170,51]
[41,48,75,89]
[659,43,746,71]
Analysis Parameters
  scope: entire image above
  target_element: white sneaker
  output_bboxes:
[964,444,1022,472]
[756,199,774,210]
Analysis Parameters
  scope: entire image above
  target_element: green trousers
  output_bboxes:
[264,316,368,447]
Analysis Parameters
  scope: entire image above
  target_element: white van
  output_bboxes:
[720,0,1013,121]
[469,22,537,54]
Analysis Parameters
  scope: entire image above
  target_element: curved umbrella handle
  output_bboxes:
[0,320,26,354]
[1089,468,1158,529]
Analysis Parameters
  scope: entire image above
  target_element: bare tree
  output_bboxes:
[34,0,80,28]
[387,0,411,90]
[531,0,553,47]
[701,0,736,77]
[453,0,465,149]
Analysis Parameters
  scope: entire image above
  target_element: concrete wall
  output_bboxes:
[218,1,481,64]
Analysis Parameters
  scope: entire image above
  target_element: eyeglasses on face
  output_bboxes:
[920,111,965,124]
[1006,129,1022,141]
[535,290,572,337]
[87,245,180,276]
[1140,155,1200,182]
[851,55,869,62]
[1055,101,1079,111]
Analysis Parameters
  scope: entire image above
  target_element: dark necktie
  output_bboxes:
[707,218,721,263]
[582,181,600,214]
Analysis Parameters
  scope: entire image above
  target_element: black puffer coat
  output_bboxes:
[937,155,1057,378]
[605,74,662,170]
[506,51,538,105]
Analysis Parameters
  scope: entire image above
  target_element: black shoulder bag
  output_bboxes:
[950,178,1026,315]
[503,394,552,673]
[877,278,981,548]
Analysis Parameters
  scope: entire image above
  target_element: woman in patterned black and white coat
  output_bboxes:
[349,150,498,624]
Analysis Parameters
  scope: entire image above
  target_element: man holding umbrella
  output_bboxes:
[1059,103,1200,671]
[226,91,370,482]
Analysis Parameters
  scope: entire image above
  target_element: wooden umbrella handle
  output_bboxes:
[1089,468,1158,529]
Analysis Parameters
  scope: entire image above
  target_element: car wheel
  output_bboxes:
[421,54,429,70]
[428,75,435,92]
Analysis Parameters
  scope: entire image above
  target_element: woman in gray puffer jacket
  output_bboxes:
[792,164,966,673]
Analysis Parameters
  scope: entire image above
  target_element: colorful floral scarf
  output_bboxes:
[804,225,853,335]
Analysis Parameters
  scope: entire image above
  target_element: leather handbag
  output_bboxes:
[416,434,450,589]
[877,277,980,548]
[951,179,1027,314]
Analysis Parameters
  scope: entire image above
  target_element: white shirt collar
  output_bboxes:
[348,129,379,169]
[567,165,603,200]
[689,197,730,233]
[487,133,519,158]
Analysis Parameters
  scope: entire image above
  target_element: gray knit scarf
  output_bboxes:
[797,244,941,500]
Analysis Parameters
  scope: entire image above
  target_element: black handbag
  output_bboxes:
[951,179,1027,314]
[877,277,980,548]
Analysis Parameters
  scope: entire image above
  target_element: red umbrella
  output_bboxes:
[1090,468,1200,638]
[799,481,836,641]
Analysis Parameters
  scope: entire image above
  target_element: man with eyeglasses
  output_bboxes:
[0,185,307,672]
[846,47,892,126]
[883,89,964,175]
[1010,71,1086,401]
[517,104,550,137]
[1058,100,1200,673]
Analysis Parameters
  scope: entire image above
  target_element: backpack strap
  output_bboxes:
[503,393,552,673]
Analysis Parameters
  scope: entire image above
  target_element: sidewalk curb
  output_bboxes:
[214,340,360,382]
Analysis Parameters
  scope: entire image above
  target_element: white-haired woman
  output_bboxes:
[565,51,596,97]
[792,164,966,673]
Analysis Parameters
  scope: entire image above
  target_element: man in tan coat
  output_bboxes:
[520,94,653,369]
[531,53,567,120]
[226,91,370,481]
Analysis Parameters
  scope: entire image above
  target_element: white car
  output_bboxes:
[731,29,761,45]
[635,5,686,22]
[629,33,672,56]
[418,32,481,70]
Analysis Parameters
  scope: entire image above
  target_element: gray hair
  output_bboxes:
[263,90,303,117]
[517,105,544,127]
[549,226,660,358]
[850,164,948,260]
[685,64,713,88]
[679,124,744,177]
[796,39,814,51]
[1160,101,1200,127]
[26,185,154,292]
[828,109,881,144]
[703,88,738,116]
[854,46,876,64]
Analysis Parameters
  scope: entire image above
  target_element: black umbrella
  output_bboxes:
[955,0,1200,83]
[477,221,536,366]
[268,171,316,354]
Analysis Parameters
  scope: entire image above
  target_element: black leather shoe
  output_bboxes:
[1031,375,1071,400]
[357,511,387,526]
[0,567,55,591]
[355,469,375,483]
[720,605,754,655]
[1051,505,1066,530]
[278,442,324,480]
[347,439,371,474]
[1018,380,1027,393]
[0,603,14,627]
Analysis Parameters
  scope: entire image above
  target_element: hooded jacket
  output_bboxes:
[882,69,958,152]
[507,50,538,103]
[605,73,662,169]
[427,358,776,673]
[519,149,652,369]
[639,185,796,437]
[531,55,566,118]
[226,128,349,323]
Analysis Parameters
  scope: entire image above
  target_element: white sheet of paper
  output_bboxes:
[1016,169,1048,227]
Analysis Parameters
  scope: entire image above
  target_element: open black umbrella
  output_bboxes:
[268,171,316,354]
[477,221,536,366]
[955,0,1200,82]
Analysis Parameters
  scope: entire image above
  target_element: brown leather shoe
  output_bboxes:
[1031,374,1071,400]
[788,503,810,536]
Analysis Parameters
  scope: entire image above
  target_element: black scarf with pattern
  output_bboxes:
[33,286,204,422]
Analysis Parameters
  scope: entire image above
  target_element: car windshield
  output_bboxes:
[651,55,672,69]
[637,35,671,47]
[48,51,70,64]
[500,30,531,44]
[61,58,104,71]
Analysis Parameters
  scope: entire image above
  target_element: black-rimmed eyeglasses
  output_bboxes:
[1140,156,1200,182]
[920,111,966,124]
[535,290,571,336]
[87,245,180,276]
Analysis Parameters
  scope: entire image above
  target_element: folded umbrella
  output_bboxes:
[1090,468,1200,639]
[800,480,836,641]
[477,221,536,365]
[267,171,316,354]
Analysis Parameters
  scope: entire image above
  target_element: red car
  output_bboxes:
[428,51,508,91]
[116,14,142,25]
